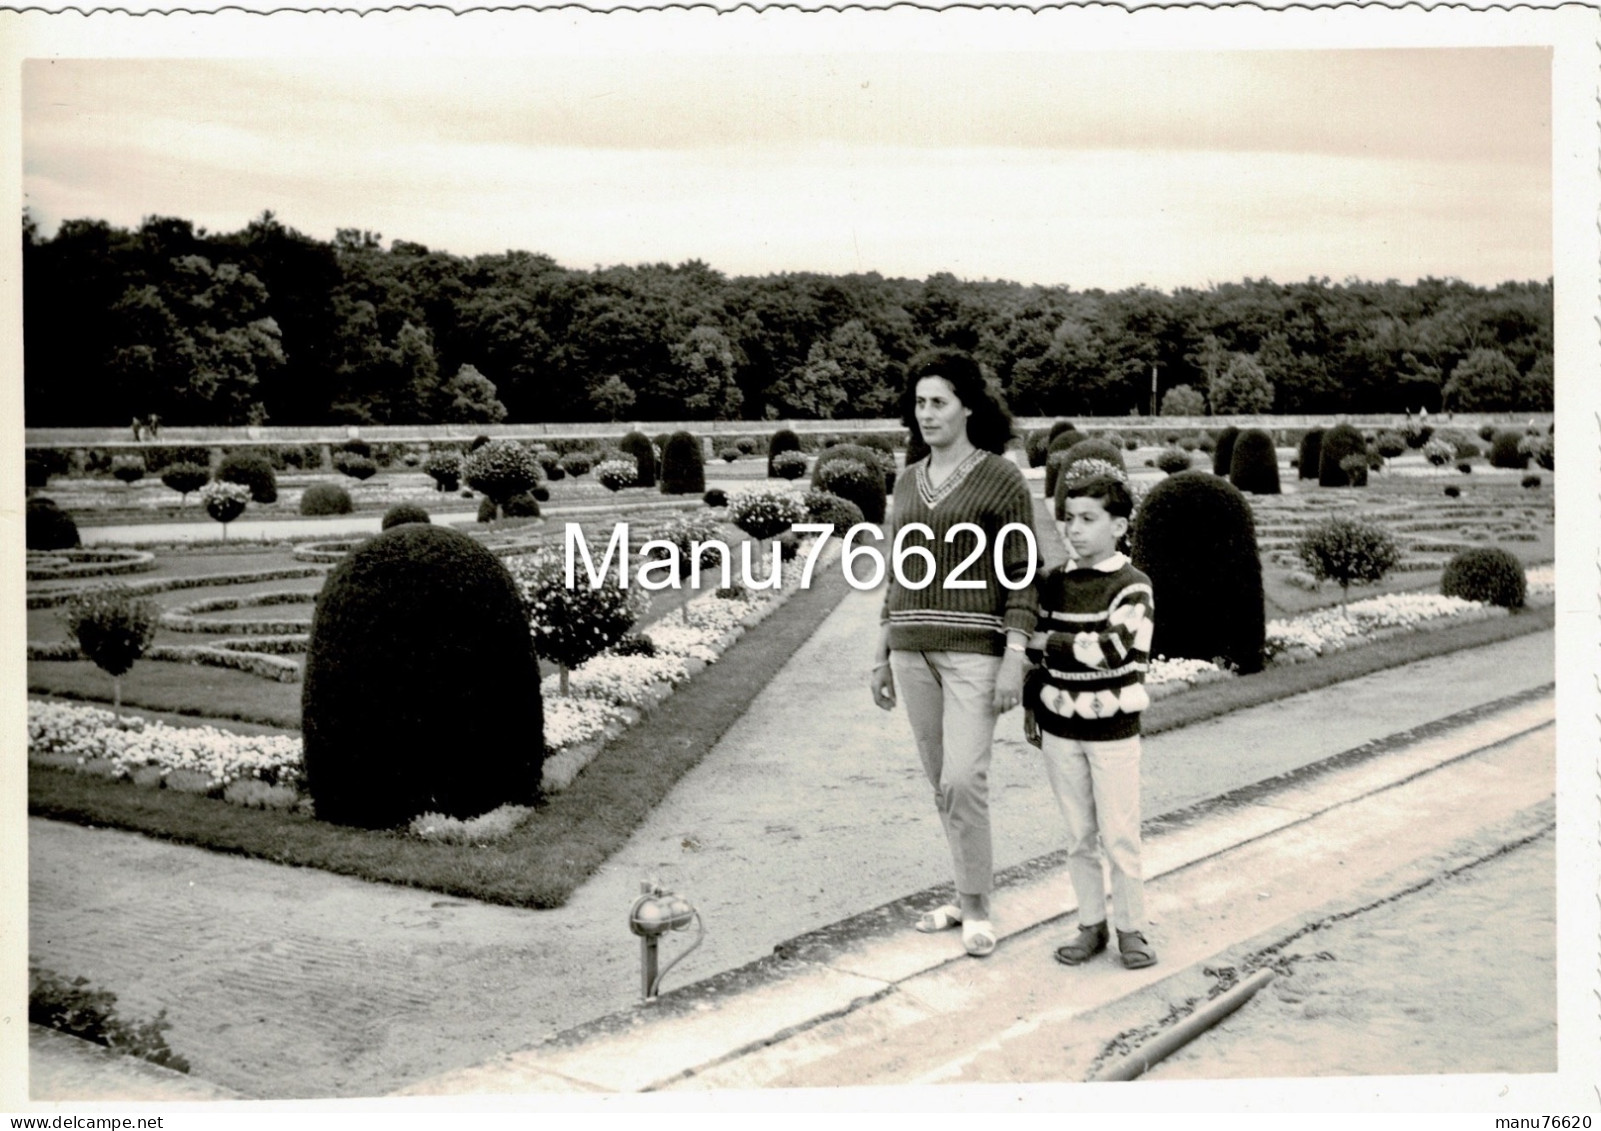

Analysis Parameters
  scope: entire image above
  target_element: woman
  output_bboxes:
[870,348,1039,957]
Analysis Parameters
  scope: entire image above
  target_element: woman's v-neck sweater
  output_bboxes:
[880,449,1041,655]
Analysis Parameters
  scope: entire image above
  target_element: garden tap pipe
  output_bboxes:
[629,880,703,1002]
[1089,967,1276,1082]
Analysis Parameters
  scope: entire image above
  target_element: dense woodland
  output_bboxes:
[23,210,1555,428]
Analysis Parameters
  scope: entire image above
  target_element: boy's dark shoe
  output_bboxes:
[1053,921,1109,965]
[1117,929,1157,969]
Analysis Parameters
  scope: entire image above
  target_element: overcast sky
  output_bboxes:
[22,49,1551,290]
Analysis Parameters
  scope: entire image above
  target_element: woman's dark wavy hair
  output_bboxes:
[899,348,1015,456]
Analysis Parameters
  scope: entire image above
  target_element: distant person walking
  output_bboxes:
[145,413,161,440]
[869,348,1039,959]
[130,416,144,442]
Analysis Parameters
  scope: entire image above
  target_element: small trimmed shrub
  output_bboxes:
[704,488,728,508]
[1519,432,1554,471]
[1402,421,1434,449]
[1441,546,1526,608]
[1489,431,1530,469]
[111,455,146,485]
[718,446,741,463]
[340,438,374,458]
[1125,437,1140,451]
[1374,431,1408,459]
[1457,462,1473,475]
[466,439,543,505]
[533,486,551,503]
[1047,419,1078,443]
[1295,515,1400,608]
[728,484,808,540]
[1339,453,1370,488]
[544,463,567,482]
[812,450,887,524]
[1477,423,1498,442]
[1194,433,1216,454]
[303,525,543,827]
[736,437,758,456]
[1297,428,1324,481]
[803,489,866,530]
[198,480,250,537]
[1317,423,1365,487]
[1448,435,1482,460]
[1024,428,1053,468]
[620,431,658,488]
[1042,428,1087,497]
[24,459,50,489]
[334,453,378,481]
[767,429,803,477]
[477,497,499,523]
[1154,447,1192,475]
[595,459,638,492]
[1422,438,1455,466]
[160,461,210,500]
[218,451,278,503]
[1444,485,1461,498]
[559,451,594,477]
[661,431,706,495]
[512,551,646,693]
[26,497,79,550]
[502,492,541,518]
[62,585,159,709]
[1521,474,1542,489]
[381,504,431,530]
[1130,471,1264,673]
[300,483,354,516]
[771,450,809,480]
[1228,428,1281,495]
[613,633,658,658]
[423,450,463,492]
[1179,435,1198,452]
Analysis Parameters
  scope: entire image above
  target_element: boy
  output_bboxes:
[1023,473,1157,970]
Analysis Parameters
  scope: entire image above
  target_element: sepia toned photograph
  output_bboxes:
[4,5,1595,1119]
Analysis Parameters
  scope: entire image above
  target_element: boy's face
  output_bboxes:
[1062,495,1127,566]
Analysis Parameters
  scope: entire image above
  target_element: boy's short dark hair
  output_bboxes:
[1062,473,1133,520]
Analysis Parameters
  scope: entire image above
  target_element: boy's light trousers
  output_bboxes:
[1038,732,1148,933]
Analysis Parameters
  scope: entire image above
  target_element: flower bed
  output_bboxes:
[28,535,842,821]
[26,548,156,581]
[161,590,316,635]
[26,566,327,610]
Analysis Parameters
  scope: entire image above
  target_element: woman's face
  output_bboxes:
[914,376,972,451]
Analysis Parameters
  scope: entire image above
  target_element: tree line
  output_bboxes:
[23,210,1554,428]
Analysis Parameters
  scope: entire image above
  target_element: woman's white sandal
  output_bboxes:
[962,919,997,958]
[915,904,964,933]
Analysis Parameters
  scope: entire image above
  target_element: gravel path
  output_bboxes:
[28,601,1555,1099]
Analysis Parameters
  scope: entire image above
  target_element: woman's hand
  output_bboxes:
[870,661,897,710]
[993,651,1025,713]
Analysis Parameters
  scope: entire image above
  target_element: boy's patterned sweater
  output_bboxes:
[1024,552,1154,742]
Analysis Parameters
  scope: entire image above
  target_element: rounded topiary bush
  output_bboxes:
[26,497,79,550]
[1339,453,1370,488]
[160,461,210,500]
[423,450,463,492]
[334,453,378,481]
[466,440,543,505]
[381,503,431,530]
[300,483,354,516]
[502,492,542,518]
[770,450,809,480]
[620,430,657,489]
[1209,427,1240,476]
[767,429,802,478]
[477,497,499,523]
[1441,546,1526,609]
[340,439,374,459]
[111,455,146,485]
[594,459,638,492]
[1489,431,1530,470]
[559,451,594,477]
[302,524,543,828]
[1444,485,1461,498]
[1522,474,1542,489]
[811,446,887,524]
[218,451,278,503]
[1228,428,1281,495]
[1477,423,1498,442]
[803,489,866,530]
[1042,428,1087,498]
[1024,428,1053,468]
[1130,471,1264,674]
[704,488,728,508]
[1373,431,1408,459]
[1317,423,1366,487]
[1297,428,1324,481]
[1154,447,1192,475]
[736,437,758,456]
[661,431,705,495]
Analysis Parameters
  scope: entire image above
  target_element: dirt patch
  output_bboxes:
[1145,830,1556,1080]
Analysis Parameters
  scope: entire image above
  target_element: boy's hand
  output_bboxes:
[870,662,896,711]
[993,652,1025,713]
